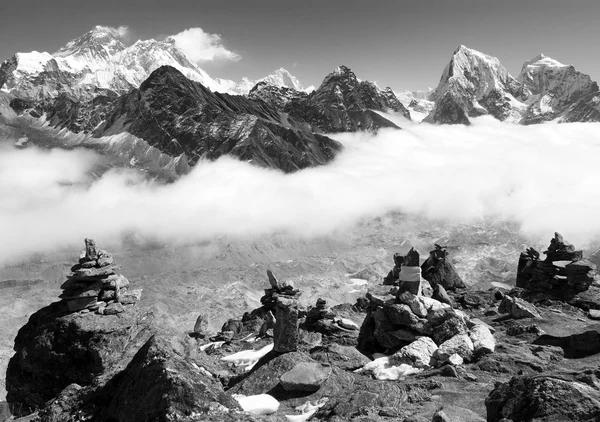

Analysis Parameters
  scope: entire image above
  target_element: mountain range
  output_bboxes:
[1,26,599,175]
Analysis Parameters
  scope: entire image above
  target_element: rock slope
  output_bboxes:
[93,65,342,172]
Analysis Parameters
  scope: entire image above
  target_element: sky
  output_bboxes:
[1,0,600,91]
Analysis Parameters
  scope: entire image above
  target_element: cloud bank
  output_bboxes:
[2,117,600,264]
[167,27,241,63]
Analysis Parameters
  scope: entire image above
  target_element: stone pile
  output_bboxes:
[383,248,434,297]
[304,298,360,336]
[59,238,142,315]
[358,246,495,368]
[263,270,302,353]
[517,232,597,300]
[421,244,466,290]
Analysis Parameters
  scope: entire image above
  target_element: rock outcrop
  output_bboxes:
[486,370,600,422]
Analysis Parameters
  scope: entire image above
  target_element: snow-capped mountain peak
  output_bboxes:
[53,25,125,69]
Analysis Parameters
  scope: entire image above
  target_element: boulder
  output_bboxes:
[310,344,370,371]
[486,371,600,422]
[103,336,240,421]
[392,336,438,368]
[434,334,474,366]
[469,324,495,356]
[432,316,468,345]
[498,296,541,319]
[279,362,332,392]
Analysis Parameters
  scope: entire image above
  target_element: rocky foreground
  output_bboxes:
[3,233,600,421]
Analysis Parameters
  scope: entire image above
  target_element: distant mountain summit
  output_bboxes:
[0,26,308,100]
[518,53,600,123]
[424,45,523,124]
[250,65,411,132]
[424,45,600,124]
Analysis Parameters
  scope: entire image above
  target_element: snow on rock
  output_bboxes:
[355,355,423,380]
[221,343,274,371]
[0,26,308,101]
[424,45,524,124]
[233,393,280,415]
[285,398,329,422]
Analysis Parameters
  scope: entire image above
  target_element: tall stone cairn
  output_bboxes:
[59,238,142,315]
[261,270,301,353]
[517,232,597,300]
[397,248,423,296]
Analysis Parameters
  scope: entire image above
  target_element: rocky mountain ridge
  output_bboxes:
[425,45,600,124]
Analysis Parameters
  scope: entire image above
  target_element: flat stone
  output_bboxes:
[498,296,541,319]
[59,284,102,299]
[73,265,116,278]
[104,302,125,315]
[267,269,279,289]
[279,362,331,392]
[79,260,97,268]
[102,274,129,289]
[97,255,114,267]
[120,289,143,305]
[589,310,600,320]
[63,296,98,312]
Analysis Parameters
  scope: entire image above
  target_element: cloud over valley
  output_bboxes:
[2,118,600,264]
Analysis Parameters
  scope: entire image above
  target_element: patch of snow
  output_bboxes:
[221,343,274,371]
[233,394,280,415]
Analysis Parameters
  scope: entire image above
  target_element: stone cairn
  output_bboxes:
[262,269,301,353]
[421,244,465,290]
[358,246,495,368]
[517,232,597,300]
[59,238,142,315]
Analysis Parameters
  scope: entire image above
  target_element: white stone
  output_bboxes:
[392,337,438,368]
[434,334,474,366]
[448,353,464,366]
[469,324,496,355]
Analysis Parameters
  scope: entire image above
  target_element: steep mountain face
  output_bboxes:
[93,65,342,172]
[424,45,524,124]
[251,65,410,132]
[425,46,600,125]
[518,54,600,124]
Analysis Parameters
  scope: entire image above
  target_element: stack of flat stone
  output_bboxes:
[517,232,596,300]
[421,244,465,290]
[261,270,301,353]
[59,238,142,315]
[305,298,335,325]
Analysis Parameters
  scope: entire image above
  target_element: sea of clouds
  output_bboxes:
[1,116,600,264]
